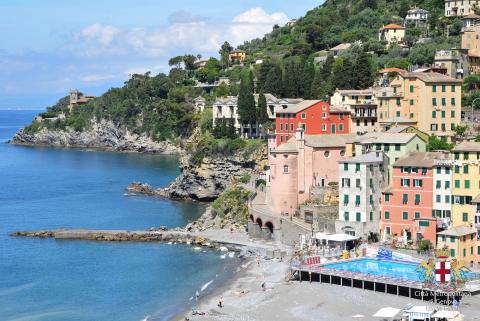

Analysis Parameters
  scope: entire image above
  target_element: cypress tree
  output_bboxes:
[257,61,273,92]
[237,73,256,136]
[283,60,302,98]
[300,60,315,99]
[354,51,374,89]
[256,91,269,125]
[332,57,355,90]
[264,65,283,96]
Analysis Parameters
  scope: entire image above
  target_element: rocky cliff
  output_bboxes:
[10,119,179,153]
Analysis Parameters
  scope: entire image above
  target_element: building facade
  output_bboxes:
[229,49,246,64]
[445,0,478,17]
[275,101,350,146]
[330,88,379,135]
[380,152,442,244]
[377,72,463,138]
[406,8,429,26]
[337,152,388,240]
[437,226,478,268]
[378,24,405,45]
[433,49,469,79]
[193,96,206,113]
[267,130,353,215]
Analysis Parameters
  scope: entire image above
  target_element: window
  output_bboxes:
[290,124,294,131]
[445,167,450,174]
[464,152,469,160]
[301,112,306,119]
[432,111,436,118]
[445,195,450,203]
[322,112,327,119]
[441,98,446,106]
[343,163,348,171]
[396,98,401,106]
[432,85,437,93]
[464,165,469,174]
[280,124,284,131]
[465,180,470,189]
[454,152,460,160]
[384,144,390,152]
[395,144,400,151]
[385,194,390,202]
[441,110,446,118]
[396,111,401,117]
[442,84,446,92]
[451,110,455,118]
[455,165,460,174]
[401,179,410,187]
[450,249,455,257]
[280,136,283,142]
[450,236,455,243]
[415,212,420,219]
[463,212,468,222]
[355,163,360,172]
[339,124,344,132]
[451,98,456,106]
[436,167,441,174]
[463,248,466,257]
[356,178,361,188]
[370,212,373,221]
[436,195,441,203]
[403,212,409,220]
[432,98,437,106]
[415,194,421,205]
[410,85,414,93]
[384,211,390,220]
[283,165,289,173]
[451,85,456,92]
[445,181,450,189]
[369,178,373,188]
[343,195,349,204]
[402,194,408,204]
[410,99,414,106]
[419,220,430,227]
[321,124,327,131]
[355,195,361,206]
[356,212,361,222]
[414,179,422,187]
[455,180,460,188]
[369,195,373,204]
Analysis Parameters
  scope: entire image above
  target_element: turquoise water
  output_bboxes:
[323,258,478,282]
[0,111,231,321]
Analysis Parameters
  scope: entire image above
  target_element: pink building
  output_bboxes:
[267,128,353,215]
[380,152,448,244]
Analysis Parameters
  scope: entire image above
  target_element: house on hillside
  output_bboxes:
[445,0,478,17]
[433,49,469,79]
[327,43,351,58]
[405,8,429,27]
[378,24,406,46]
[193,96,206,113]
[229,49,246,64]
[69,89,95,111]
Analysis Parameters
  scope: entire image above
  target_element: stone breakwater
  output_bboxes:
[10,229,241,252]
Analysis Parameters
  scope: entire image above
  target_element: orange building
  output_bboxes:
[380,152,448,244]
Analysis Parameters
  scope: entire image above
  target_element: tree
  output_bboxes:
[283,60,302,97]
[219,41,233,69]
[256,92,269,125]
[257,60,274,92]
[263,65,283,96]
[183,54,197,75]
[332,57,355,90]
[427,135,453,151]
[299,60,315,98]
[237,73,256,136]
[398,0,410,19]
[453,125,468,137]
[196,58,221,83]
[311,55,334,100]
[168,56,184,68]
[354,51,374,89]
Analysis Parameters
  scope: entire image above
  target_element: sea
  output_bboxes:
[0,110,234,321]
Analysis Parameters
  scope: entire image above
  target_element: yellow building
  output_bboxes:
[229,49,246,64]
[378,24,405,46]
[377,72,462,138]
[437,226,477,268]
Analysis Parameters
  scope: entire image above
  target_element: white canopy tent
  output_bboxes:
[373,307,401,319]
[432,310,462,321]
[314,233,359,250]
[404,306,435,321]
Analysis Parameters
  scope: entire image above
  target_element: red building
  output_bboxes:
[275,100,350,146]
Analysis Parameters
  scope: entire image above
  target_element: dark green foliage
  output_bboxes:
[237,73,256,125]
[256,92,269,125]
[211,186,252,225]
[263,64,283,96]
[427,135,453,151]
[311,55,334,99]
[300,60,315,98]
[283,60,302,97]
[219,41,233,69]
[354,50,375,89]
[196,58,222,84]
[332,57,356,90]
[212,118,237,139]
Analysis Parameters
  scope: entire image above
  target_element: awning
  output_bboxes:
[432,310,460,319]
[373,307,401,318]
[314,233,359,242]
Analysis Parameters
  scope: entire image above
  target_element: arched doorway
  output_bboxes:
[249,214,254,222]
[265,221,274,234]
[256,218,263,227]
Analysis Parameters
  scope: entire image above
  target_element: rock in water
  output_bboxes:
[126,182,155,196]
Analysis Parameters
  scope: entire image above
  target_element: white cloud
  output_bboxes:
[76,23,119,45]
[79,74,116,82]
[72,7,289,58]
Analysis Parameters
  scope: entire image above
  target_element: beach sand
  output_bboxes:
[175,233,480,321]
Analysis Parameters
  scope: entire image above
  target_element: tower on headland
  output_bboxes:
[69,89,95,111]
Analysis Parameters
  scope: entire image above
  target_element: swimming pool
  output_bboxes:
[322,258,479,283]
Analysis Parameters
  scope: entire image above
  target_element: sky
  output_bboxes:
[0,0,321,109]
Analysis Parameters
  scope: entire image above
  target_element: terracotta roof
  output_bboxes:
[452,141,480,152]
[378,67,406,74]
[380,24,405,30]
[305,134,354,148]
[468,50,480,58]
[393,152,450,168]
[462,13,480,19]
[437,225,477,237]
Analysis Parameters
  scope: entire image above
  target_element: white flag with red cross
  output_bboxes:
[435,261,451,283]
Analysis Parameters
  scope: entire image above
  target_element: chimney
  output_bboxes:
[295,127,305,149]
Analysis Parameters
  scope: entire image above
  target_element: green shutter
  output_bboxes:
[463,212,468,222]
[415,212,420,219]
[385,211,390,219]
[450,249,455,257]
[356,212,361,222]
[403,212,409,220]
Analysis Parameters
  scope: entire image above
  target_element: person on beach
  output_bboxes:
[218,297,224,308]
[195,290,199,301]
[256,255,260,266]
[261,282,266,291]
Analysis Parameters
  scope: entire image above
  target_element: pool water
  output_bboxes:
[323,258,421,281]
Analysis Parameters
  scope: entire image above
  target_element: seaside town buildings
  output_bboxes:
[433,49,469,79]
[376,72,462,138]
[69,89,95,110]
[274,101,350,146]
[330,89,378,135]
[337,152,388,240]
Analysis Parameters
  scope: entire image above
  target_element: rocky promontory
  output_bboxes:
[10,119,179,153]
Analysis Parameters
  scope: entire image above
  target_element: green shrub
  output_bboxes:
[211,186,252,225]
[238,172,251,184]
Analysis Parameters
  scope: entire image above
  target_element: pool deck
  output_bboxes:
[291,257,480,305]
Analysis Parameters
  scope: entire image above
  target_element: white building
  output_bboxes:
[212,94,303,135]
[433,157,453,227]
[193,96,206,113]
[336,152,388,240]
[330,88,378,135]
[445,0,478,17]
[405,8,429,25]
